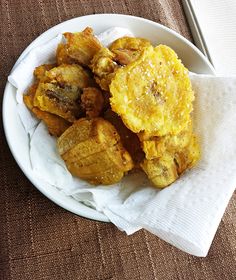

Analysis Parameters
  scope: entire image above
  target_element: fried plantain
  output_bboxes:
[33,64,95,122]
[63,27,102,66]
[57,118,134,185]
[110,37,151,65]
[110,45,194,137]
[139,122,193,160]
[140,132,200,188]
[141,154,178,188]
[23,83,71,137]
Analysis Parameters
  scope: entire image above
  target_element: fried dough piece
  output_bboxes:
[63,27,102,66]
[110,37,151,65]
[110,45,194,136]
[141,133,200,188]
[34,64,56,81]
[57,118,133,185]
[56,43,77,65]
[81,87,104,118]
[104,109,144,165]
[23,83,71,137]
[90,48,119,91]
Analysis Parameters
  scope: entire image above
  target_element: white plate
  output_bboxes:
[2,14,215,222]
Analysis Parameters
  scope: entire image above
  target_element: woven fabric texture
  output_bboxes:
[0,0,235,279]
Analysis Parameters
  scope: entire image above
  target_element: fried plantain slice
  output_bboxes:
[33,82,82,122]
[45,64,94,90]
[57,118,133,185]
[57,118,120,155]
[81,87,104,118]
[139,122,193,160]
[110,45,194,137]
[23,83,71,137]
[141,132,200,188]
[110,36,151,65]
[63,27,102,66]
[33,64,95,122]
[141,154,178,188]
[90,47,119,91]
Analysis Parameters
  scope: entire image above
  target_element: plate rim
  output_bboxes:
[2,13,215,222]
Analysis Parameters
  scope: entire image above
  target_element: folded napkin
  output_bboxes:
[8,28,236,257]
[183,0,236,75]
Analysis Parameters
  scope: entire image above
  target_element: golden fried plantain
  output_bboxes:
[63,27,102,66]
[110,45,194,136]
[45,64,94,89]
[140,132,200,188]
[110,37,151,65]
[23,83,71,137]
[141,154,178,188]
[81,87,104,118]
[33,64,95,122]
[90,48,119,91]
[139,122,193,160]
[57,118,133,185]
[33,82,82,122]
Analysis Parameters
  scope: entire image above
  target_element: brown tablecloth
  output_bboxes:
[0,0,236,279]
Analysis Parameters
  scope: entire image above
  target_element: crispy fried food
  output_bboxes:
[104,109,144,165]
[32,108,71,137]
[141,154,178,188]
[63,27,102,66]
[33,82,82,122]
[33,64,94,122]
[57,118,134,185]
[110,37,151,65]
[23,83,71,137]
[90,48,119,91]
[56,43,77,65]
[81,87,104,118]
[45,64,94,89]
[139,122,193,160]
[34,64,56,81]
[110,45,194,136]
[23,84,38,109]
[141,132,200,188]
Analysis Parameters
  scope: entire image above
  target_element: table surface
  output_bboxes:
[0,1,236,279]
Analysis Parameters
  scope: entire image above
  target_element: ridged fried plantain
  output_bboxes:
[57,118,133,185]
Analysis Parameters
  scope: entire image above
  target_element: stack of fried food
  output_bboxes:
[23,27,200,187]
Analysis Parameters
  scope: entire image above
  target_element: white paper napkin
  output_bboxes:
[8,28,236,257]
[183,0,236,75]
